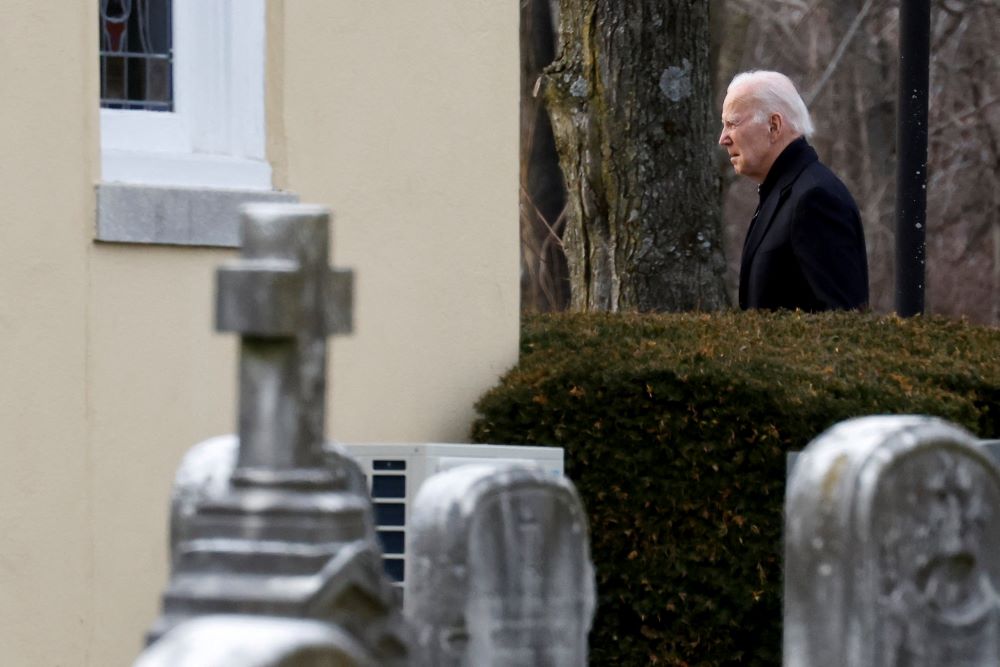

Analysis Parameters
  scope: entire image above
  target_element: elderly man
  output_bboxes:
[720,70,869,311]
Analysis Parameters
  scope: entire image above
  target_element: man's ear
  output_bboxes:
[769,113,783,140]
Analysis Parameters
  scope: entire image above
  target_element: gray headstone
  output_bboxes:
[215,202,352,484]
[785,415,1000,667]
[134,616,375,667]
[405,465,596,666]
[144,204,411,665]
[982,439,1000,463]
[789,438,1000,480]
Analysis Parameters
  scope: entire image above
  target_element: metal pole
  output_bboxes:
[894,0,931,316]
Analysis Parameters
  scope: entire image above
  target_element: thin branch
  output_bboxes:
[804,0,877,107]
[931,95,1000,135]
[539,206,568,256]
[520,184,567,244]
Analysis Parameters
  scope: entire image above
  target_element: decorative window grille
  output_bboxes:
[99,0,173,111]
[98,0,270,193]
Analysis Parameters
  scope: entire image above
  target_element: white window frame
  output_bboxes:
[100,0,271,190]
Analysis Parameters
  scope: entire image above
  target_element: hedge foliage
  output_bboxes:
[470,310,1000,666]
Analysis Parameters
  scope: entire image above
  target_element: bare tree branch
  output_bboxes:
[804,0,877,107]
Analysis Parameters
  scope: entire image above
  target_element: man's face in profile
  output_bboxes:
[719,88,773,184]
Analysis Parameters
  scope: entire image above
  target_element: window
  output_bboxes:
[97,0,295,247]
[100,0,173,111]
[99,0,271,190]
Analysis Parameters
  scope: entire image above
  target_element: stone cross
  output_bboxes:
[140,203,412,666]
[216,203,352,486]
[785,415,1000,667]
[405,464,596,666]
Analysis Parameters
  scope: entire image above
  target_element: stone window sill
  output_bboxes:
[95,183,298,248]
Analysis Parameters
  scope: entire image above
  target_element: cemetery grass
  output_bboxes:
[471,310,1000,666]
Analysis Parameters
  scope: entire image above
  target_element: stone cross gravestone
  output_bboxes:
[134,616,376,667]
[405,464,596,666]
[215,202,352,484]
[140,204,410,666]
[785,415,1000,667]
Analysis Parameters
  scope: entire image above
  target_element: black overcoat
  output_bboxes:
[738,138,869,311]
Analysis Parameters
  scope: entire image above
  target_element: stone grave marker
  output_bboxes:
[788,438,1000,480]
[138,204,410,665]
[134,616,375,667]
[983,439,1000,463]
[785,415,1000,667]
[405,464,596,666]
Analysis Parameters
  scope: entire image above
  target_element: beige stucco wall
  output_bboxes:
[1,1,517,665]
[0,2,94,664]
[86,247,239,664]
[281,1,520,442]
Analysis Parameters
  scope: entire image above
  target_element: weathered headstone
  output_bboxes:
[785,415,1000,667]
[982,439,1000,463]
[788,438,1000,480]
[139,204,410,665]
[215,202,352,485]
[134,616,376,667]
[405,464,596,666]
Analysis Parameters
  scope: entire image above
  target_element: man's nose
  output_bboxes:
[718,130,729,146]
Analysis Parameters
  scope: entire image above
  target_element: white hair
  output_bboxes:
[727,70,815,138]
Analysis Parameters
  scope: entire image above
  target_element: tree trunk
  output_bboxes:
[543,0,728,312]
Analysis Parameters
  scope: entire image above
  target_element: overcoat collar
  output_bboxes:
[741,137,818,262]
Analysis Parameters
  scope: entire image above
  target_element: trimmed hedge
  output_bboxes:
[470,311,1000,666]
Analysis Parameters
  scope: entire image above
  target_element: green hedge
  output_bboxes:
[470,311,1000,666]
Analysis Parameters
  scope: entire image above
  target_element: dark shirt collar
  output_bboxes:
[758,136,811,203]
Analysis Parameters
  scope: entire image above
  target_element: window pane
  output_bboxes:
[100,0,173,111]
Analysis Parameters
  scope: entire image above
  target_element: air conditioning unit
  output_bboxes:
[343,443,564,587]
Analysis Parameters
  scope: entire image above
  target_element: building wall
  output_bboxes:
[0,2,518,664]
[86,247,239,664]
[0,3,94,664]
[281,0,520,442]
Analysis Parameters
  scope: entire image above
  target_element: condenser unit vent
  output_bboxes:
[344,443,564,587]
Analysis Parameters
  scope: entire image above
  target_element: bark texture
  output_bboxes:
[544,0,728,312]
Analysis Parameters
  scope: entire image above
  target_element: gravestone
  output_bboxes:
[788,438,1000,480]
[139,204,410,665]
[982,439,1000,463]
[405,464,595,666]
[134,616,375,667]
[785,415,1000,667]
